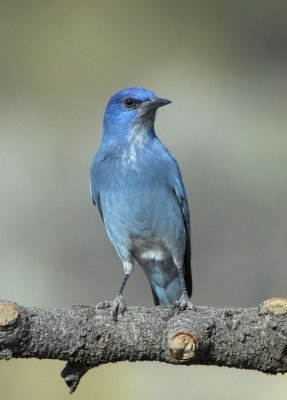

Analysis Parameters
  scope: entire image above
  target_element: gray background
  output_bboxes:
[0,1,286,398]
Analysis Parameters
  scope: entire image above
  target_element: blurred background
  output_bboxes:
[0,0,287,398]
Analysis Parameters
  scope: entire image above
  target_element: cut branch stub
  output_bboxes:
[0,301,19,327]
[169,331,198,361]
[262,298,287,315]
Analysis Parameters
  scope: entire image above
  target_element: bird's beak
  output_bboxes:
[142,98,172,112]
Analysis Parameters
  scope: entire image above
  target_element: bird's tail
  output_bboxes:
[150,276,182,305]
[142,260,187,305]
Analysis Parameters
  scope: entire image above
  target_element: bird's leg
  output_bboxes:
[96,273,129,320]
[111,259,134,320]
[175,266,195,311]
[111,272,130,321]
[97,260,133,321]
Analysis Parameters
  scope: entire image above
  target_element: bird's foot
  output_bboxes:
[96,301,113,310]
[96,295,127,320]
[174,295,196,312]
[111,294,127,321]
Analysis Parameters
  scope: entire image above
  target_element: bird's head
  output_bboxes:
[103,88,171,141]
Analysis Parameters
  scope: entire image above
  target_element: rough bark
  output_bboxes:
[0,298,287,393]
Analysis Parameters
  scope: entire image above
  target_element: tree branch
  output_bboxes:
[0,298,287,393]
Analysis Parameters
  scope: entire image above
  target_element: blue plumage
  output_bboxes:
[90,88,192,319]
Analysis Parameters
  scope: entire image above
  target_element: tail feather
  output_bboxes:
[150,276,182,305]
[142,259,190,306]
[151,287,160,306]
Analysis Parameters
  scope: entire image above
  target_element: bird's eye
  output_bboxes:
[124,98,136,108]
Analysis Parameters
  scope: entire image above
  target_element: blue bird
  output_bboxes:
[90,88,192,320]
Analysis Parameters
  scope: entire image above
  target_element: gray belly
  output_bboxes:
[100,179,186,264]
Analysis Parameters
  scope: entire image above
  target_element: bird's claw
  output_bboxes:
[174,295,196,312]
[111,294,127,321]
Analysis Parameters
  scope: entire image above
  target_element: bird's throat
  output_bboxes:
[120,122,152,168]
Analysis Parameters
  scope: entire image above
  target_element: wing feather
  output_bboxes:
[169,158,192,297]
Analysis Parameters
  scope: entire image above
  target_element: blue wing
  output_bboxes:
[172,172,192,297]
[90,160,103,220]
[164,148,192,298]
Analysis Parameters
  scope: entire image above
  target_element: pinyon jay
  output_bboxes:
[90,88,192,320]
